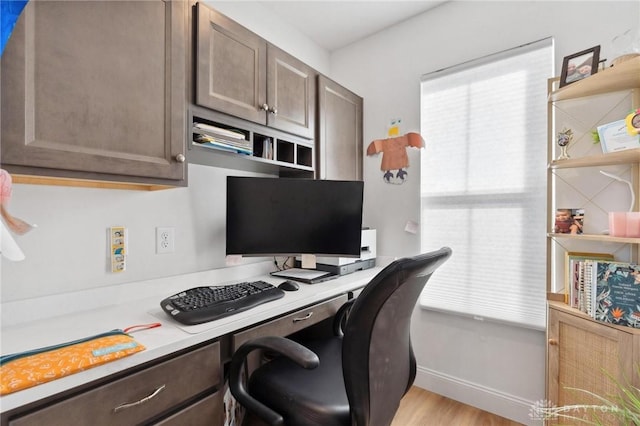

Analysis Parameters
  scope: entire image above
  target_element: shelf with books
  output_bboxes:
[546,56,640,302]
[187,106,314,178]
[559,256,640,329]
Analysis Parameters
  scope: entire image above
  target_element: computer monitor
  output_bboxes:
[226,177,364,257]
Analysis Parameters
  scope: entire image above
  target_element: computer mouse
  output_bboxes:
[278,280,300,291]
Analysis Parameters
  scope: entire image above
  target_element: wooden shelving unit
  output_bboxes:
[547,232,640,244]
[548,56,640,102]
[546,57,640,297]
[546,56,640,417]
[549,148,640,169]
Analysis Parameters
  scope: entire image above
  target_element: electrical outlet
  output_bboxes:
[156,227,175,254]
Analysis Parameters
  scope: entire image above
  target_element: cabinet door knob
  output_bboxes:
[548,339,558,346]
[268,106,278,115]
[260,103,270,112]
[175,153,186,163]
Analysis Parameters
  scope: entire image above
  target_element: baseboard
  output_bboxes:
[414,366,536,425]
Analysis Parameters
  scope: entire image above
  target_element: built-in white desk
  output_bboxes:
[0,261,383,425]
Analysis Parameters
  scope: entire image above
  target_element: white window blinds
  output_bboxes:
[419,38,552,330]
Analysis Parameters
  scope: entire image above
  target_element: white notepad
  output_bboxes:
[271,268,333,283]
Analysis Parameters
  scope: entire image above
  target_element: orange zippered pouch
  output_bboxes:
[0,329,145,395]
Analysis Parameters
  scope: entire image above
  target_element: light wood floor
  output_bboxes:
[391,387,524,426]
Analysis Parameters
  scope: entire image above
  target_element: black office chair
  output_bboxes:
[228,247,452,426]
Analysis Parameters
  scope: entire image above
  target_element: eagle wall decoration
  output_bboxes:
[366,132,425,184]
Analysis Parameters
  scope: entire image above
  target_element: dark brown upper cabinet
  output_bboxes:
[1,0,188,188]
[317,75,363,180]
[195,3,316,140]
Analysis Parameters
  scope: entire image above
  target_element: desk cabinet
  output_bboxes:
[547,303,638,425]
[1,0,187,188]
[6,342,221,426]
[233,295,348,348]
[233,295,348,373]
[154,393,224,426]
[1,293,358,426]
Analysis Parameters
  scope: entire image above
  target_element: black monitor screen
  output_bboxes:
[226,177,364,257]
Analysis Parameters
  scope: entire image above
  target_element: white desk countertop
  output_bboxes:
[0,262,382,414]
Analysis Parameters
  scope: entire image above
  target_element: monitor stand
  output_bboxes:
[294,258,376,277]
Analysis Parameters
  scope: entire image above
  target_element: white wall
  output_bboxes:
[0,1,331,303]
[329,1,639,424]
[205,1,331,75]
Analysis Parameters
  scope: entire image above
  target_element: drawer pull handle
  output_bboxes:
[548,339,558,346]
[293,312,313,322]
[113,384,166,413]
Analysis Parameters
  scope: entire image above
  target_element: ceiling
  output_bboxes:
[260,1,447,51]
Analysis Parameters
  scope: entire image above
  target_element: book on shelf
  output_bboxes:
[564,251,613,309]
[193,122,246,140]
[261,138,273,160]
[584,260,640,329]
[193,133,253,155]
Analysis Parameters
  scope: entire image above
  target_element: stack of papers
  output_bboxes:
[271,268,336,284]
[193,122,252,155]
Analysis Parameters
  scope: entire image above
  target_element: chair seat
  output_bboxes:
[248,337,350,426]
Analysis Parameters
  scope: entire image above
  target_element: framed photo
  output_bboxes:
[554,208,584,235]
[559,46,600,87]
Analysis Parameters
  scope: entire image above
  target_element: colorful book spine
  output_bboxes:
[592,261,640,328]
[564,252,614,310]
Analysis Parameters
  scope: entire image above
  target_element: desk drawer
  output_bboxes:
[154,390,223,426]
[233,295,348,350]
[9,342,221,426]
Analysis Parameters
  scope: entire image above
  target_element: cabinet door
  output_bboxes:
[1,0,186,183]
[317,75,363,180]
[547,306,634,425]
[196,2,266,125]
[266,44,316,139]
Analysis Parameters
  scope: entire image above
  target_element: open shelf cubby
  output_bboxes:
[187,106,315,178]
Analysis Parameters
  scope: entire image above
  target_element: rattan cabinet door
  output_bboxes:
[547,305,634,425]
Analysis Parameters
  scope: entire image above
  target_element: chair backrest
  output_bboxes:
[342,247,452,426]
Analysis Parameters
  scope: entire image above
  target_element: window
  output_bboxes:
[419,38,553,330]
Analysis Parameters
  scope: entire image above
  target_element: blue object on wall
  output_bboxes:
[1,0,28,57]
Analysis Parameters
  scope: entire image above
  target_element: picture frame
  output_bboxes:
[554,208,584,235]
[559,46,600,88]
